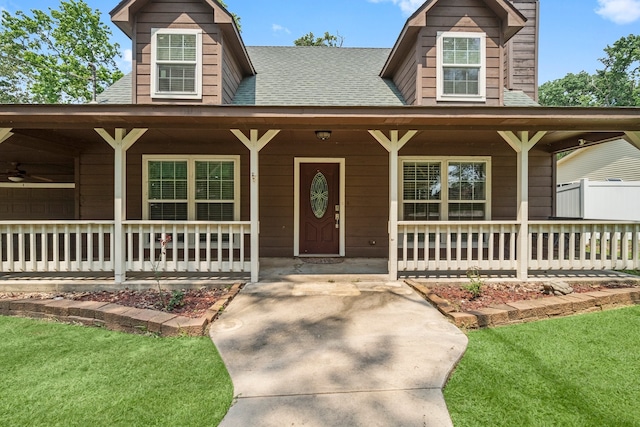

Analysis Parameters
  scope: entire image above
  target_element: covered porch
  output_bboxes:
[1,105,640,285]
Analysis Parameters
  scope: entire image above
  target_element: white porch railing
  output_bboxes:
[0,221,115,272]
[529,221,640,271]
[0,220,252,275]
[398,221,519,271]
[398,220,640,273]
[123,221,252,273]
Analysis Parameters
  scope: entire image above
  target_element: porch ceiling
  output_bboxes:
[1,105,639,151]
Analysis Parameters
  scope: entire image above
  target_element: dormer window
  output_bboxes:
[436,32,486,102]
[151,28,202,99]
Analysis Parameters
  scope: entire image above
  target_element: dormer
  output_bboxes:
[381,0,533,106]
[111,0,254,104]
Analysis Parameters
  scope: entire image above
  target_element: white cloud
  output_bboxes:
[272,24,291,34]
[368,0,424,16]
[117,48,132,73]
[596,0,640,24]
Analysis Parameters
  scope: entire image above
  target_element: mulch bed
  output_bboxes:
[0,287,236,319]
[430,280,640,312]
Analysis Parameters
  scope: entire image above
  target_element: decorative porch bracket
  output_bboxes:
[624,131,640,150]
[0,128,14,144]
[498,130,547,281]
[95,128,148,284]
[231,129,281,283]
[369,130,418,281]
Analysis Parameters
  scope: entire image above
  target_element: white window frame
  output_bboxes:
[399,156,491,220]
[142,155,240,221]
[150,28,203,100]
[436,31,486,102]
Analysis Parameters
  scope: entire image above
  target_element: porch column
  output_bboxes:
[231,129,280,283]
[369,130,418,281]
[624,131,640,150]
[95,128,148,284]
[498,131,547,281]
[0,128,13,144]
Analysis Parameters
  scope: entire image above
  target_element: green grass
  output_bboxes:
[0,316,233,427]
[444,306,640,427]
[621,269,640,276]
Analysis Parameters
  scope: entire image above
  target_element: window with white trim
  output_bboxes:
[401,158,490,220]
[151,28,202,99]
[436,32,486,102]
[143,156,240,221]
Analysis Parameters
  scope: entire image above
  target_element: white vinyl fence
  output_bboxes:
[557,179,640,221]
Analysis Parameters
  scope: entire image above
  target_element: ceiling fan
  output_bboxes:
[2,162,53,183]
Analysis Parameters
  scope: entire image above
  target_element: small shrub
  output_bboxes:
[167,290,185,311]
[464,267,483,298]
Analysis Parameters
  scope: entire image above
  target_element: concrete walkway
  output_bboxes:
[210,279,468,426]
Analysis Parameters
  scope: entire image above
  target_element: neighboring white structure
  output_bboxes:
[556,138,640,220]
[557,138,640,183]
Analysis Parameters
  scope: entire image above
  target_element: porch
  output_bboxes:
[2,219,638,287]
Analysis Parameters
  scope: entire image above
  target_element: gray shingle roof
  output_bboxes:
[95,50,540,107]
[504,89,539,106]
[233,46,405,106]
[96,73,132,104]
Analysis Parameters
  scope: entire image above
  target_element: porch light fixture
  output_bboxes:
[315,130,332,141]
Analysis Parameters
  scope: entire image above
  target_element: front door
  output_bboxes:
[299,163,340,255]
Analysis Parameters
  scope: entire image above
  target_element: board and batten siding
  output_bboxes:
[557,139,640,183]
[134,0,222,104]
[419,0,503,106]
[504,0,539,100]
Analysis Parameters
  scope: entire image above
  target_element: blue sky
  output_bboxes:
[1,0,639,84]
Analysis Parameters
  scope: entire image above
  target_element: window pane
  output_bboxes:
[149,202,188,220]
[403,203,440,220]
[403,162,441,203]
[443,67,480,95]
[448,162,486,201]
[148,161,188,201]
[195,161,235,201]
[157,65,197,93]
[196,203,234,221]
[443,36,480,65]
[448,203,485,220]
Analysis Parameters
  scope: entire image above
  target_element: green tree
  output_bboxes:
[538,71,600,107]
[218,0,241,32]
[539,34,640,107]
[0,0,123,104]
[294,31,344,47]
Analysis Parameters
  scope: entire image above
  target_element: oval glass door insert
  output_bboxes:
[310,172,329,219]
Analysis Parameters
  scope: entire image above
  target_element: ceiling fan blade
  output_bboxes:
[28,175,54,182]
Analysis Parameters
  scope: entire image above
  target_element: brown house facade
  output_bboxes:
[1,0,640,284]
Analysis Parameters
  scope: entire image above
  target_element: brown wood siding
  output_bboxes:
[74,130,553,258]
[221,36,244,104]
[0,188,75,220]
[392,41,418,105]
[134,0,222,104]
[505,0,538,100]
[419,0,503,106]
[259,131,390,257]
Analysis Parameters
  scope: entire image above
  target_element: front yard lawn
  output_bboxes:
[0,316,233,426]
[444,306,640,427]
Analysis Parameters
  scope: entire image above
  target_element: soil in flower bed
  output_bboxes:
[430,280,640,312]
[0,287,238,318]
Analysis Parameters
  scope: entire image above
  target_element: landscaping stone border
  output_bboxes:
[0,283,243,336]
[406,279,640,329]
